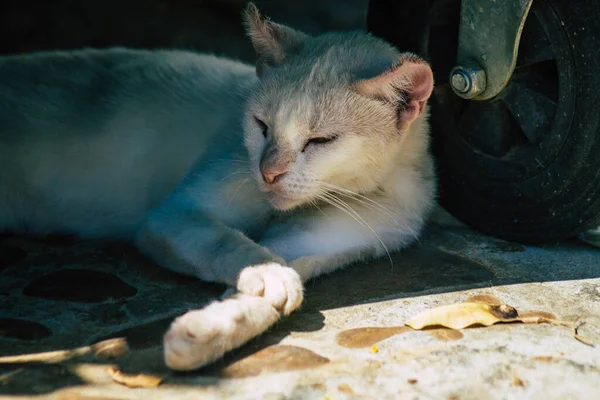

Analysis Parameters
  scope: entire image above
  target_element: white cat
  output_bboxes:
[0,4,436,370]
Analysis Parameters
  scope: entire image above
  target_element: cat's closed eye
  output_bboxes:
[302,136,338,152]
[254,117,268,138]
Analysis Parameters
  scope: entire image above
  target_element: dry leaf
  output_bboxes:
[107,366,163,388]
[426,328,464,341]
[335,326,411,348]
[337,383,355,394]
[512,376,526,387]
[0,347,91,364]
[572,314,600,347]
[405,302,518,330]
[466,294,505,306]
[93,338,129,360]
[517,311,558,324]
[220,345,329,378]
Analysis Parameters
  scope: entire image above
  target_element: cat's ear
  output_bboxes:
[243,2,309,76]
[355,54,434,129]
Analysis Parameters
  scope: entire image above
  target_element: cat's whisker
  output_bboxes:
[323,193,394,269]
[318,181,399,222]
[317,189,397,229]
[317,182,420,244]
[216,170,252,184]
[326,188,399,224]
[316,193,365,228]
[228,178,250,206]
[400,218,420,244]
[182,185,205,199]
[204,158,251,165]
[320,186,412,243]
[318,192,393,269]
[218,159,251,164]
[309,199,328,219]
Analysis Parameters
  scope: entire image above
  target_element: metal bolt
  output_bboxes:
[449,59,487,100]
[451,71,470,93]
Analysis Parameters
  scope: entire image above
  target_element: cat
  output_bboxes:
[0,3,436,370]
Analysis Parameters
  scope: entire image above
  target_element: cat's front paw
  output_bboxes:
[163,294,280,371]
[163,301,243,370]
[237,263,303,315]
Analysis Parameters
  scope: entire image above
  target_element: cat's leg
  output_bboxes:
[136,209,304,313]
[135,195,304,370]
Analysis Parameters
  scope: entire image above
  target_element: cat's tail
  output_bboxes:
[163,263,303,371]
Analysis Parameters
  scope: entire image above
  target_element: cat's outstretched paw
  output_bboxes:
[237,263,303,315]
[164,294,279,370]
[164,303,239,370]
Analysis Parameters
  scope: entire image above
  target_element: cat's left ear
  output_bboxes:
[355,54,434,129]
[243,2,309,77]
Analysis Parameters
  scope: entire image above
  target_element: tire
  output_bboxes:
[368,0,600,244]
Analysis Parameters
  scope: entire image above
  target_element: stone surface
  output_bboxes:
[1,224,600,399]
[0,318,53,341]
[22,269,138,303]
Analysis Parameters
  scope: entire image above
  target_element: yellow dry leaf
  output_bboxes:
[107,365,163,388]
[371,345,379,353]
[405,302,518,330]
[93,338,129,360]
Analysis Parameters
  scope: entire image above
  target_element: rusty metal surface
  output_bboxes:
[456,0,534,100]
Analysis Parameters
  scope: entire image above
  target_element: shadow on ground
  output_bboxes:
[2,224,599,395]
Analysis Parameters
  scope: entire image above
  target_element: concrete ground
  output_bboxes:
[1,214,599,400]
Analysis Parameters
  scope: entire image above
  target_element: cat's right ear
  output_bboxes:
[243,2,309,77]
[355,54,434,130]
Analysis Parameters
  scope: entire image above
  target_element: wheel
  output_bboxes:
[368,0,600,243]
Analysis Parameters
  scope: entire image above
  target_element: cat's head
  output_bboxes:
[242,3,434,211]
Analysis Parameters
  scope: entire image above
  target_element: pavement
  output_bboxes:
[1,212,599,400]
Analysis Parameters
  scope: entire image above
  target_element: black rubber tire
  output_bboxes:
[368,0,600,244]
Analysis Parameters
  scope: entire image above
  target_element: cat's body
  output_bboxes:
[0,4,436,370]
[0,49,259,238]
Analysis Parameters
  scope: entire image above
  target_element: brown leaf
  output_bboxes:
[93,338,129,360]
[572,314,600,347]
[426,328,464,341]
[466,294,505,306]
[220,345,329,378]
[107,366,163,388]
[335,326,411,348]
[512,376,526,387]
[337,383,355,394]
[518,311,558,324]
[405,302,518,330]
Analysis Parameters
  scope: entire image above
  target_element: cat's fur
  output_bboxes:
[0,4,436,370]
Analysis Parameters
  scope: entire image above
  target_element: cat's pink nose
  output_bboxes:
[261,166,287,184]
